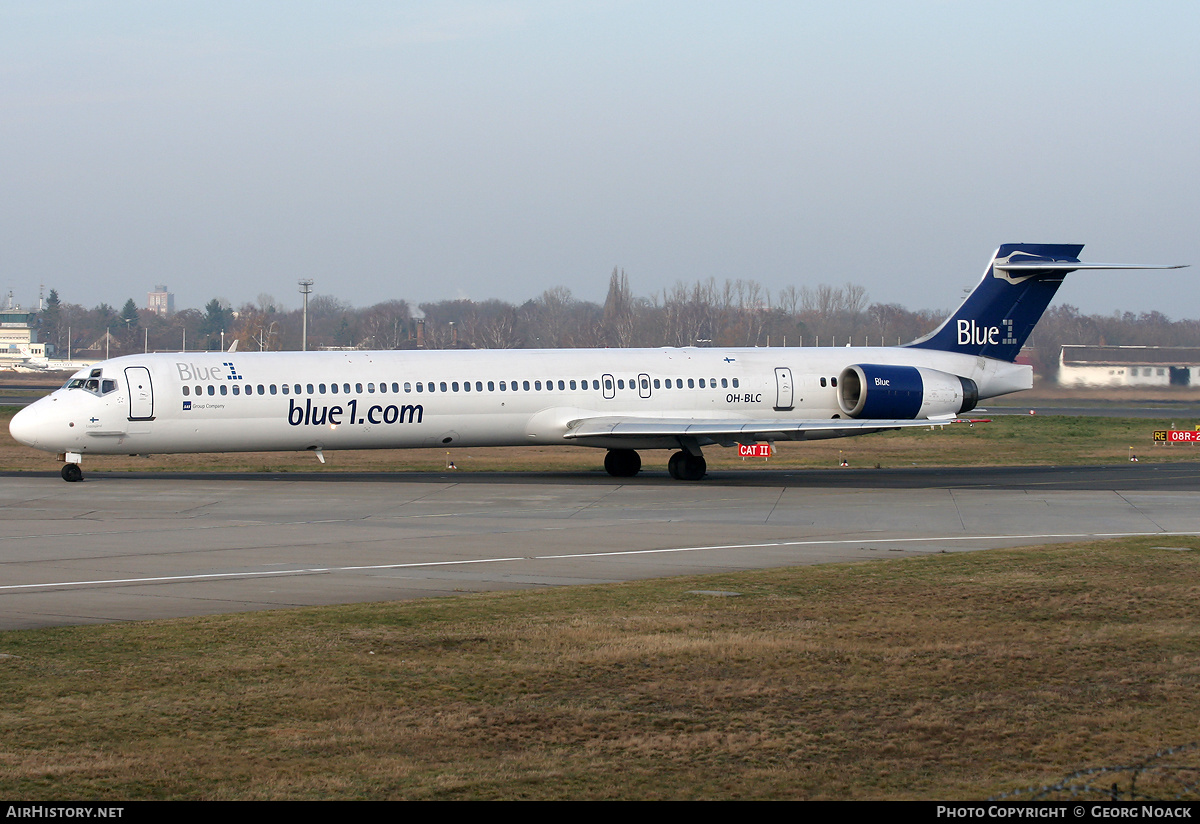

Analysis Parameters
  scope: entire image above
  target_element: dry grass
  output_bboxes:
[1,536,1198,799]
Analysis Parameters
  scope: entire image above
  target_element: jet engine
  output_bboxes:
[837,364,978,420]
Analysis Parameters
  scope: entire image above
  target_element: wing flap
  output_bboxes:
[563,415,963,442]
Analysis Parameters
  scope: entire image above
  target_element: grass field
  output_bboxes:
[3,389,1199,799]
[1,536,1197,800]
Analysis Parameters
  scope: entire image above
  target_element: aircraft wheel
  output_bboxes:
[604,449,641,478]
[668,451,706,481]
[667,451,685,480]
[681,453,706,481]
[61,464,83,483]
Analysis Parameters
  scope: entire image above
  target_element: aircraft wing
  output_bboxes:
[563,415,968,443]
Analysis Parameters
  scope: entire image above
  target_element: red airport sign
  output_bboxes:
[739,443,772,458]
[1154,430,1200,443]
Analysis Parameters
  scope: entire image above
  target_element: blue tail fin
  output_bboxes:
[906,244,1184,362]
[906,243,1084,362]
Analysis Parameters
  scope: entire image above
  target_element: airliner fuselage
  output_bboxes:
[12,344,1026,458]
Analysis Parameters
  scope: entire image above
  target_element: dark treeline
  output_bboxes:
[32,271,1200,380]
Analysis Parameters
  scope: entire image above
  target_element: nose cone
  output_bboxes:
[10,402,48,449]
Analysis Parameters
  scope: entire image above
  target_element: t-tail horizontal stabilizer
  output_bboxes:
[906,243,1186,362]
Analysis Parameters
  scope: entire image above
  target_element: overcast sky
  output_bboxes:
[3,1,1197,319]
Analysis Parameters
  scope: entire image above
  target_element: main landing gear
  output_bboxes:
[602,448,707,481]
[603,448,641,477]
[667,450,706,481]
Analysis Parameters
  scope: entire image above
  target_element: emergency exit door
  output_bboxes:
[774,367,794,411]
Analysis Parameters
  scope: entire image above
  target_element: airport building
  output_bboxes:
[0,302,92,372]
[0,307,45,368]
[1058,345,1200,388]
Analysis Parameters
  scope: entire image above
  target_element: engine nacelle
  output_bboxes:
[837,364,978,419]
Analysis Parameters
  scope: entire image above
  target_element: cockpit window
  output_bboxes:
[67,372,120,396]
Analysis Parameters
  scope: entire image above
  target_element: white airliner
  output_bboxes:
[10,244,1185,482]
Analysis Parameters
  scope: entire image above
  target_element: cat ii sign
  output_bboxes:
[739,443,772,458]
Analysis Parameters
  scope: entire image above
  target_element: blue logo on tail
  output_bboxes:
[906,243,1084,362]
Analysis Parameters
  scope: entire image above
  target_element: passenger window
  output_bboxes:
[687,378,695,388]
[220,385,228,396]
[732,378,739,388]
[463,381,470,392]
[831,377,838,387]
[282,384,289,395]
[476,381,483,392]
[232,385,240,395]
[820,378,827,387]
[271,385,278,395]
[653,379,660,389]
[416,383,424,393]
[721,378,728,388]
[331,383,339,394]
[535,381,542,391]
[319,384,326,394]
[357,383,364,393]
[699,379,705,388]
[604,378,613,391]
[368,383,375,393]
[488,381,495,391]
[522,381,530,391]
[404,382,411,392]
[208,386,215,396]
[392,383,400,393]
[182,386,190,396]
[306,384,314,394]
[258,385,265,395]
[570,380,577,390]
[452,382,460,392]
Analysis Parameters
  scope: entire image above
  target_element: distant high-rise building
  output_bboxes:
[148,285,175,317]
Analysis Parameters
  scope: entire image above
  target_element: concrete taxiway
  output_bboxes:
[2,464,1199,630]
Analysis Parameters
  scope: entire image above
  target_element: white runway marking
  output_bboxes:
[4,530,1197,593]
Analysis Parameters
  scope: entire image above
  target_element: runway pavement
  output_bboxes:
[2,463,1199,630]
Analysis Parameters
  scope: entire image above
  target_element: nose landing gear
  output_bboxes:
[59,452,83,482]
